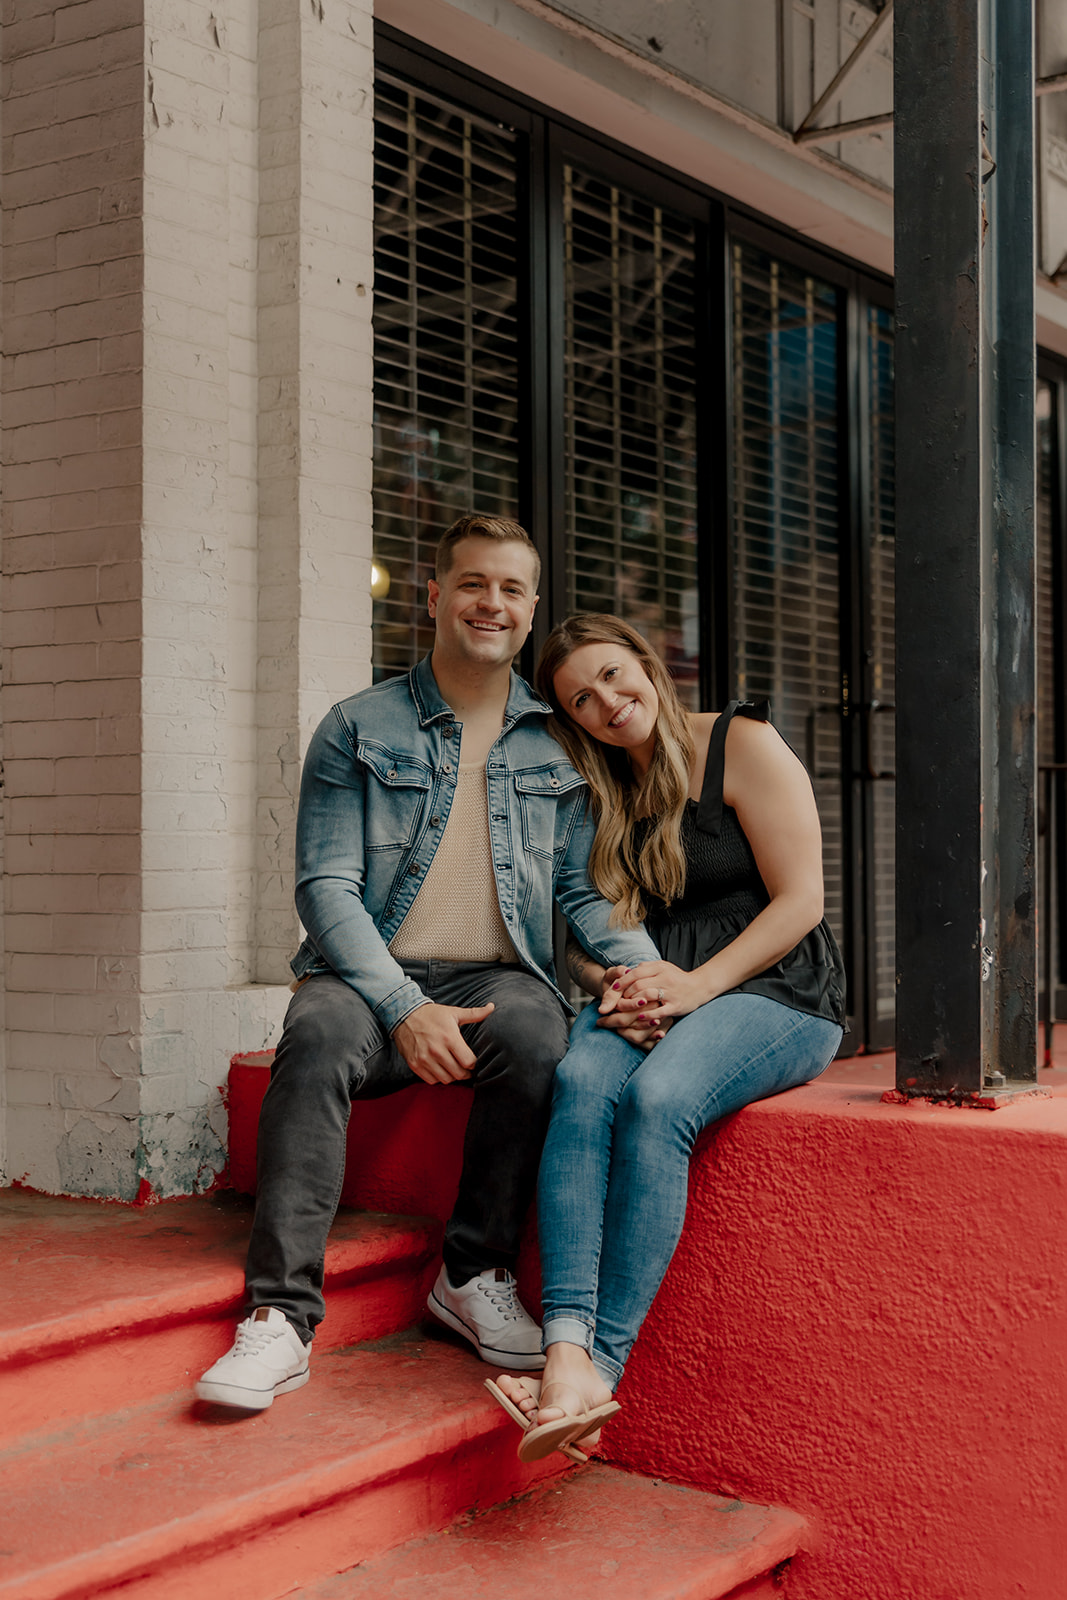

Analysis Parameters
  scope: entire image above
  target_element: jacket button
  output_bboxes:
[550,777,560,787]
[387,769,397,779]
[442,763,453,775]
[430,815,441,827]
[408,862,420,875]
[443,726,454,738]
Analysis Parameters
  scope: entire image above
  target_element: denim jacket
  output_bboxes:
[290,654,660,1033]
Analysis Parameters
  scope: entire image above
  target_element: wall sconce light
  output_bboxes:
[371,560,390,600]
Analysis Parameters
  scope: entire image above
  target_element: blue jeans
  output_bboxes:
[537,993,842,1386]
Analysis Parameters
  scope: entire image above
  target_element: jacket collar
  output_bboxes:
[409,653,551,729]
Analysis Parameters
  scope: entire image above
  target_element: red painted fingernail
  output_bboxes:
[612,981,621,990]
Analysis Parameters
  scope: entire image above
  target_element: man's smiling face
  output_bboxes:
[428,536,540,673]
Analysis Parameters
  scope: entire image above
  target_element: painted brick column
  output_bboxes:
[1,0,145,1193]
[137,0,240,1191]
[0,0,375,1196]
[255,0,375,982]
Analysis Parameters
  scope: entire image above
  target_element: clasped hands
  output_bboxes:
[391,959,711,1077]
[596,960,711,1050]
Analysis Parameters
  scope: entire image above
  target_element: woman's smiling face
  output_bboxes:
[553,640,660,770]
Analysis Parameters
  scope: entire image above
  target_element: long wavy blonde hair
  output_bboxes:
[536,614,694,927]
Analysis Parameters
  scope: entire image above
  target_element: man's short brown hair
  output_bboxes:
[434,513,541,588]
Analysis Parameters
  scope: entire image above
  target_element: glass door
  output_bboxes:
[858,302,896,1050]
[560,162,702,704]
[729,237,897,1050]
[729,239,853,1028]
[371,70,523,680]
[1036,368,1067,1048]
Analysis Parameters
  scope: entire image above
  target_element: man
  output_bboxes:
[196,513,659,1410]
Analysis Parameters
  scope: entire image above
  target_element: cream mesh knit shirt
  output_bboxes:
[389,761,518,963]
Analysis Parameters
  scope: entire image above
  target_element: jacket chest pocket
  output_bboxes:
[513,766,585,860]
[359,745,432,853]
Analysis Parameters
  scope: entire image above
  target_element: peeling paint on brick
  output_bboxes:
[57,1119,142,1202]
[138,1108,226,1198]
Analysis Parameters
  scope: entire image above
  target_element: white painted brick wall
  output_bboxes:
[137,0,275,1195]
[225,0,259,986]
[255,0,375,983]
[1,0,146,1194]
[1,0,374,1196]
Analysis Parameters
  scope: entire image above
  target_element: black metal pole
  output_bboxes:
[893,0,1036,1098]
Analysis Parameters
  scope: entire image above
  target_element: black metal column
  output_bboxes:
[893,0,1036,1097]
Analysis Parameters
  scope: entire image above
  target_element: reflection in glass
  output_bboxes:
[867,304,895,1026]
[1037,379,1055,770]
[563,167,700,705]
[1036,377,1057,1013]
[730,243,844,952]
[372,74,520,681]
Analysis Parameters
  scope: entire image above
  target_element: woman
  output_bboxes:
[489,614,845,1462]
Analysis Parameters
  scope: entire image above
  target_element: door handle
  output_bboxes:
[862,700,895,781]
[806,701,896,782]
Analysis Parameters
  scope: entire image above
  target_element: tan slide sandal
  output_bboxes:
[484,1376,619,1463]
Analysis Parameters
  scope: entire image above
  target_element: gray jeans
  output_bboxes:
[244,962,570,1342]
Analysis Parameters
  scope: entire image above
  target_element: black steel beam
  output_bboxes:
[893,0,1036,1098]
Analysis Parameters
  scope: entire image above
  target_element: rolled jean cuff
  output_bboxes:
[542,1315,594,1354]
[591,1350,623,1389]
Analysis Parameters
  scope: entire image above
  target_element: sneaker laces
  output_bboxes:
[478,1274,523,1321]
[233,1316,287,1357]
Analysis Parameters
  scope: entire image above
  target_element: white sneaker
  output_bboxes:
[427,1265,547,1371]
[195,1307,310,1410]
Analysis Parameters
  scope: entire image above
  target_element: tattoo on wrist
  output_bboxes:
[565,937,599,994]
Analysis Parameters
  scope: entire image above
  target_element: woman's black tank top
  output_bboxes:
[640,700,846,1026]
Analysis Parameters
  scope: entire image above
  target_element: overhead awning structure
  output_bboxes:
[793,0,1065,151]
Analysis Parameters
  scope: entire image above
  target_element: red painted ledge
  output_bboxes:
[228,1040,1067,1600]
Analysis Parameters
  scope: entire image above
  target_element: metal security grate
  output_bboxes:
[372,73,521,681]
[1036,377,1059,1021]
[563,167,701,705]
[1037,379,1056,770]
[867,303,896,1026]
[730,241,844,951]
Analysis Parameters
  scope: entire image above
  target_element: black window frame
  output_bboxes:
[374,20,1067,1045]
[375,22,898,712]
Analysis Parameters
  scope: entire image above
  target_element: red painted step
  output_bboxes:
[0,1189,808,1600]
[287,1464,806,1600]
[0,1188,440,1446]
[0,1332,569,1600]
[226,1054,546,1311]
